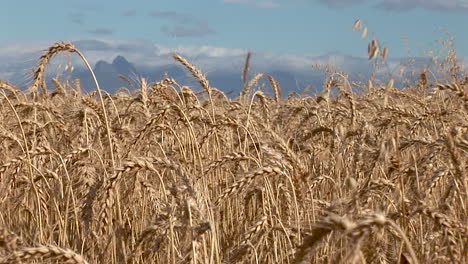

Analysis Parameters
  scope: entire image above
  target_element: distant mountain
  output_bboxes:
[7,53,411,97]
[112,56,137,76]
[0,38,437,97]
[73,55,327,96]
[0,53,391,97]
[76,56,139,93]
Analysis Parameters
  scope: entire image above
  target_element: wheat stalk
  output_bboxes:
[1,245,89,264]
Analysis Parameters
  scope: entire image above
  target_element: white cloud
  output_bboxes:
[156,44,246,58]
[87,28,114,35]
[378,0,468,10]
[310,0,468,11]
[224,0,468,11]
[149,11,216,37]
[315,0,367,8]
[122,9,137,17]
[223,0,281,8]
[0,38,441,89]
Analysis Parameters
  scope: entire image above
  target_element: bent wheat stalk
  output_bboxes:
[31,41,115,166]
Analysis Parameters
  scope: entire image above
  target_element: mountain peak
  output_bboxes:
[112,55,129,66]
[111,55,137,76]
[94,60,114,73]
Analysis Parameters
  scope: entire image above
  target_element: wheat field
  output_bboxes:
[0,39,466,264]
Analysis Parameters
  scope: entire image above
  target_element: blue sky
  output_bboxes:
[3,0,467,56]
[1,0,467,84]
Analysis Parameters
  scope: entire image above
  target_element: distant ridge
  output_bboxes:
[73,55,325,95]
[76,55,139,93]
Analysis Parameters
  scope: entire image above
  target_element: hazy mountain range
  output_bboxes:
[73,55,330,96]
[1,38,441,97]
[72,55,436,97]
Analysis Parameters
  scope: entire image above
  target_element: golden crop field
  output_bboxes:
[0,39,466,264]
